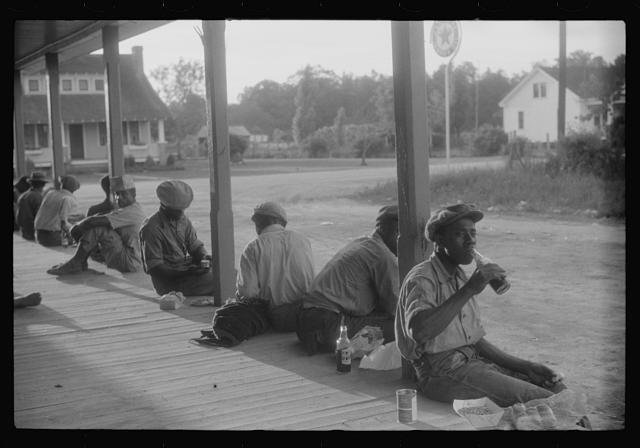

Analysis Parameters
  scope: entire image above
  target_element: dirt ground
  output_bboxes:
[70,157,625,429]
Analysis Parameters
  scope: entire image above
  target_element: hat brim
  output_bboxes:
[252,211,286,222]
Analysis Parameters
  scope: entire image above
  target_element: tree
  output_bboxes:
[150,58,204,106]
[333,106,346,155]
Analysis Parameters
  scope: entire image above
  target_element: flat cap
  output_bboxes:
[252,201,287,223]
[425,203,484,242]
[28,171,48,183]
[110,175,135,192]
[156,180,194,210]
[375,204,399,226]
[61,175,80,193]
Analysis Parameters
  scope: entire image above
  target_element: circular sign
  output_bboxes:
[430,21,461,58]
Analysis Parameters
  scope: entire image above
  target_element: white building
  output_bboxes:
[499,66,605,143]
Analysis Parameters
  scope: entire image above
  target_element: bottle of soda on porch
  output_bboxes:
[335,315,351,373]
[472,249,511,295]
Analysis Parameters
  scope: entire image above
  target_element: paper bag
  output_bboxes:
[359,341,402,370]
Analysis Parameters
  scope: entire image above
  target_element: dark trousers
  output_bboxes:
[150,270,216,297]
[296,307,394,355]
[36,229,62,247]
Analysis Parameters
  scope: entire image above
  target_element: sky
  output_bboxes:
[115,20,626,104]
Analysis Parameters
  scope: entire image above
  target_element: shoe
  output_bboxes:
[47,260,84,275]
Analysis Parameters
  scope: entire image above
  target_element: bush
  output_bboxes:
[472,124,508,156]
[229,134,248,160]
[354,135,393,158]
[303,137,330,158]
[144,155,156,168]
[165,154,176,166]
[124,155,136,168]
[559,131,625,180]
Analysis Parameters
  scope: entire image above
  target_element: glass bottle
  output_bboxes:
[472,249,511,295]
[335,315,351,373]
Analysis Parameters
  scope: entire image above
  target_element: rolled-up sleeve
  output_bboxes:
[402,277,438,337]
[184,219,205,255]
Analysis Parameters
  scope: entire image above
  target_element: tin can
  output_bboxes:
[396,389,417,424]
[200,259,211,269]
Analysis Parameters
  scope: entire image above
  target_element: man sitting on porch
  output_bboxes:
[34,175,83,247]
[16,171,49,241]
[46,175,146,275]
[296,205,400,355]
[139,179,215,297]
[87,174,115,217]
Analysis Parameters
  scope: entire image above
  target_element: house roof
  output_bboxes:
[22,54,170,124]
[197,125,251,139]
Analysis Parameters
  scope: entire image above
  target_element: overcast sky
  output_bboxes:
[116,20,626,104]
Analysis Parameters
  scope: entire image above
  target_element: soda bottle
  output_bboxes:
[472,249,511,295]
[335,315,351,373]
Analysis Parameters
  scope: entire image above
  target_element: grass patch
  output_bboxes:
[351,166,625,218]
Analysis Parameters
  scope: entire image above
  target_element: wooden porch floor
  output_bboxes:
[12,234,472,430]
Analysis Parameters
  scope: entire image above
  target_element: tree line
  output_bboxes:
[150,51,625,151]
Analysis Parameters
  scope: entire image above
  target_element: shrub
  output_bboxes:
[473,124,508,156]
[229,134,248,160]
[165,154,176,166]
[144,155,156,168]
[559,131,625,180]
[303,137,330,158]
[354,135,393,158]
[124,155,136,168]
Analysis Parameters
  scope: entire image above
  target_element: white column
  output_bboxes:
[158,119,165,143]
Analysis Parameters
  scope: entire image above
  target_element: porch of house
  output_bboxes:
[12,234,473,431]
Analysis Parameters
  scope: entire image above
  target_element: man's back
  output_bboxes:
[17,189,43,239]
[237,224,314,308]
[302,232,399,317]
[34,189,77,231]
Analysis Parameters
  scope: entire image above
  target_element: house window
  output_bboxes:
[79,79,89,91]
[122,121,128,145]
[518,111,524,129]
[150,121,159,142]
[533,84,539,98]
[594,114,601,128]
[24,125,37,149]
[62,79,72,92]
[95,79,104,91]
[28,79,39,93]
[37,125,49,148]
[99,122,107,146]
[129,121,141,145]
[540,83,547,98]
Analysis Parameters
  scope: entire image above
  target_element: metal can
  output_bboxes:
[200,259,211,269]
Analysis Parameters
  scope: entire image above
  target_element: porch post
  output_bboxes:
[14,70,26,177]
[102,25,125,177]
[45,53,65,180]
[202,20,236,306]
[391,21,431,380]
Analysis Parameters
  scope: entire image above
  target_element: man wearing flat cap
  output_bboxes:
[34,175,83,247]
[47,175,146,275]
[16,171,49,241]
[296,205,400,355]
[139,179,215,297]
[395,203,566,407]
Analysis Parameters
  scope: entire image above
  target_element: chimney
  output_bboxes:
[132,46,144,77]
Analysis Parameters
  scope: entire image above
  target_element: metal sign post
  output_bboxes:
[430,21,462,170]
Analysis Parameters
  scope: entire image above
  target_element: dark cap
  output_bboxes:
[375,204,399,226]
[61,175,80,193]
[425,203,484,242]
[252,201,287,223]
[27,171,48,184]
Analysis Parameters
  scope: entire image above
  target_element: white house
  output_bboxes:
[498,66,605,143]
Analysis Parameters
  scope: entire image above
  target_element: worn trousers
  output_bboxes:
[296,307,395,355]
[80,226,142,273]
[150,270,216,297]
[36,229,62,247]
[412,346,563,407]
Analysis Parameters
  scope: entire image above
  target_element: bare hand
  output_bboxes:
[465,262,506,295]
[524,362,563,388]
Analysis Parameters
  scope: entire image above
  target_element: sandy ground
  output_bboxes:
[68,157,625,429]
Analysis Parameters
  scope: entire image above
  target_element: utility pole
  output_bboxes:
[558,21,567,141]
[475,68,479,133]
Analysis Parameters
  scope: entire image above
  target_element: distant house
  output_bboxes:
[498,65,606,143]
[608,82,625,124]
[19,46,171,168]
[196,125,252,155]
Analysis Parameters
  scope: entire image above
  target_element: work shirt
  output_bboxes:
[34,189,80,231]
[17,188,44,239]
[302,231,399,317]
[105,202,147,261]
[395,253,486,362]
[139,210,205,273]
[236,224,315,309]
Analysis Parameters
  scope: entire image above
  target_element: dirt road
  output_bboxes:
[71,159,625,429]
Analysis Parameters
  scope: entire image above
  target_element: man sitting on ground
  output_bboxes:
[395,203,566,407]
[87,174,115,216]
[16,171,49,241]
[46,175,146,275]
[296,205,400,355]
[34,175,83,247]
[139,179,215,297]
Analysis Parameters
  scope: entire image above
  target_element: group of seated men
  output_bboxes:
[15,173,566,408]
